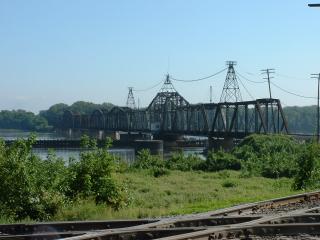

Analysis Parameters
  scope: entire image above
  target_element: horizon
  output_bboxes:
[1,1,320,113]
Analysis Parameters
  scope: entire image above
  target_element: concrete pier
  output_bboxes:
[208,137,234,152]
[133,140,163,156]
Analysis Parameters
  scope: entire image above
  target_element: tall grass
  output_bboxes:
[52,170,301,221]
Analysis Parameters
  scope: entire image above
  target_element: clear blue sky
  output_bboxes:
[0,0,319,113]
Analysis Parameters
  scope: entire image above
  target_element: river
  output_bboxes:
[0,129,205,162]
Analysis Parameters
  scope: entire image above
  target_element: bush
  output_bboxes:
[152,167,170,178]
[221,180,237,188]
[0,136,66,220]
[66,142,127,210]
[165,151,203,171]
[293,142,320,190]
[233,134,299,178]
[132,149,164,169]
[203,150,240,172]
[0,135,128,221]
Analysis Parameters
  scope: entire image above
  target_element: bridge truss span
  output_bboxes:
[61,98,289,139]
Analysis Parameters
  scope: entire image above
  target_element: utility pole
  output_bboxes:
[261,68,275,99]
[210,85,213,103]
[311,73,320,142]
[262,69,276,133]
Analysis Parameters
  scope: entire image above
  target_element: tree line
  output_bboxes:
[0,101,114,131]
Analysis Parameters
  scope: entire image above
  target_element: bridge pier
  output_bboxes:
[133,140,163,157]
[208,136,234,152]
[153,133,184,148]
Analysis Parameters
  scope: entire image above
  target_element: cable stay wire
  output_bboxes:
[169,67,227,82]
[133,80,163,92]
[236,71,268,84]
[270,81,317,99]
[236,74,255,100]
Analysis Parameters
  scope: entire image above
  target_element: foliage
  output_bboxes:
[283,106,317,134]
[203,150,241,172]
[132,149,165,169]
[0,135,126,221]
[80,134,98,148]
[40,101,114,128]
[0,135,65,220]
[39,103,69,128]
[66,147,125,208]
[221,180,237,188]
[51,170,298,222]
[132,149,202,175]
[233,134,299,178]
[0,110,50,131]
[165,151,203,171]
[293,142,320,190]
[152,167,170,178]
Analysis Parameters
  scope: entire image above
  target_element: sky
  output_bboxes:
[0,0,320,113]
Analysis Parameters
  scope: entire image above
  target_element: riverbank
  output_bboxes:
[51,170,300,221]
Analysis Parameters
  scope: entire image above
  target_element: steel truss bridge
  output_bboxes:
[61,64,289,139]
[61,98,288,139]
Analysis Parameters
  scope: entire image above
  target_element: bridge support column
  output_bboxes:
[154,133,184,149]
[208,136,234,152]
[133,140,163,157]
[57,128,75,139]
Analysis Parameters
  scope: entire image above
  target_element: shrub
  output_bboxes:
[221,180,237,188]
[66,143,126,209]
[165,151,203,171]
[293,142,320,190]
[132,149,164,169]
[233,134,299,178]
[152,167,170,177]
[0,136,66,220]
[203,150,241,172]
[0,135,128,220]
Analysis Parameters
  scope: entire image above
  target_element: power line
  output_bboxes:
[275,73,308,81]
[133,80,163,92]
[270,81,317,99]
[236,71,268,84]
[170,67,227,82]
[236,74,255,100]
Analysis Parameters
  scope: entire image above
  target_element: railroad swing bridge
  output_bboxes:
[60,63,289,140]
[62,98,288,138]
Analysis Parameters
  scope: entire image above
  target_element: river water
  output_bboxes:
[0,129,205,162]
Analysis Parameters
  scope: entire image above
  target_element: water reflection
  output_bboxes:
[0,129,205,162]
[0,129,65,140]
[33,148,135,163]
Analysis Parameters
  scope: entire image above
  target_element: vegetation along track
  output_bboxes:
[2,191,320,240]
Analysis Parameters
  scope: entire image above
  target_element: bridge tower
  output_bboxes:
[220,61,242,103]
[147,74,188,112]
[126,87,136,109]
[148,74,189,139]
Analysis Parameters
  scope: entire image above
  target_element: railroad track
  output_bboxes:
[2,191,320,240]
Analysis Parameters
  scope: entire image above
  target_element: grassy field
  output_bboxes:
[53,170,303,221]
